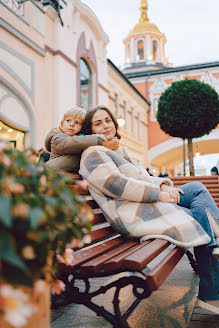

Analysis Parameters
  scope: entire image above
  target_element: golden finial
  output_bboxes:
[139,0,149,23]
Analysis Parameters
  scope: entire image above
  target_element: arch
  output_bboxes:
[76,32,98,107]
[0,76,36,147]
[149,128,219,169]
[137,39,144,60]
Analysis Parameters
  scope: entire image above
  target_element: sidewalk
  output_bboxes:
[51,252,218,328]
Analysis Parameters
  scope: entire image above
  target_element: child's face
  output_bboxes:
[61,116,82,136]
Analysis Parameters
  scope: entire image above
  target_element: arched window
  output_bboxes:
[137,40,144,60]
[152,40,158,61]
[80,58,92,109]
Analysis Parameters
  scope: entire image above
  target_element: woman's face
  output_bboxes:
[91,110,116,140]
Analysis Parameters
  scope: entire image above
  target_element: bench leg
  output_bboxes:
[58,273,151,327]
[186,250,198,274]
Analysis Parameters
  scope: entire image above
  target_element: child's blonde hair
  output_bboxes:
[61,106,86,124]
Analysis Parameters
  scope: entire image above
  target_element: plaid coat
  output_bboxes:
[79,146,211,248]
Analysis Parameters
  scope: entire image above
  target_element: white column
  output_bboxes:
[146,34,150,61]
[160,38,163,63]
[130,37,135,63]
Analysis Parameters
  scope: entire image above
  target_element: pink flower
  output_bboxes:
[66,238,84,249]
[3,179,25,194]
[36,166,44,172]
[21,246,35,260]
[12,203,29,218]
[34,280,47,296]
[1,155,11,167]
[83,234,92,244]
[56,248,74,265]
[51,280,66,295]
[0,284,36,327]
[0,141,8,152]
[40,175,47,186]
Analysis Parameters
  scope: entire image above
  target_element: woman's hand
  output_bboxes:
[158,191,176,203]
[160,184,184,204]
[102,137,120,150]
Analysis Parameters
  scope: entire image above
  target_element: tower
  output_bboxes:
[123,0,168,72]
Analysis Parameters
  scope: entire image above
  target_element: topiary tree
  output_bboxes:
[157,79,219,176]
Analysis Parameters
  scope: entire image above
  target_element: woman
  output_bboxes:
[80,106,219,314]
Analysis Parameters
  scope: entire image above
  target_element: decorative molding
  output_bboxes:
[200,71,219,93]
[109,94,115,102]
[0,0,29,24]
[45,45,77,68]
[0,41,35,102]
[0,75,36,147]
[73,0,109,45]
[0,18,46,56]
[98,82,109,94]
[149,78,168,121]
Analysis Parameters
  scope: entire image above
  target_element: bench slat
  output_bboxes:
[90,226,116,244]
[80,240,139,274]
[146,247,185,291]
[102,240,151,273]
[122,239,170,271]
[92,213,107,225]
[59,236,126,274]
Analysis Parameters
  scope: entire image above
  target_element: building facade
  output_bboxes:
[0,0,149,166]
[123,0,219,175]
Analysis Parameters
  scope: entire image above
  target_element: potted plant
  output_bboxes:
[0,141,93,327]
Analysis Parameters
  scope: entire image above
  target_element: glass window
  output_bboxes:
[0,120,25,150]
[152,40,158,61]
[80,58,92,109]
[137,40,144,60]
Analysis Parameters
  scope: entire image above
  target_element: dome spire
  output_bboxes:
[139,0,149,23]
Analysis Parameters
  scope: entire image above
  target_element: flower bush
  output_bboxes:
[0,142,93,327]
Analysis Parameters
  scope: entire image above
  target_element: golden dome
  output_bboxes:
[131,21,161,34]
[128,0,161,35]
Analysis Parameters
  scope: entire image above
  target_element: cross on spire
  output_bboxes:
[139,0,149,23]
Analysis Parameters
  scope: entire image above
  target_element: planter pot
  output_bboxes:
[0,284,50,328]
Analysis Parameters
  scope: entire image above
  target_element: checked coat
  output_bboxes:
[79,146,211,248]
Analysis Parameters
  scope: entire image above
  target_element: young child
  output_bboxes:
[45,106,118,173]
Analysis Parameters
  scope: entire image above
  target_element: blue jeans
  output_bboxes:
[178,182,219,301]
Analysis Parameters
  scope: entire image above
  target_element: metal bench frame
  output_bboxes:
[55,176,198,328]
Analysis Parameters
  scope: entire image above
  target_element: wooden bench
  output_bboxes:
[55,175,197,328]
[171,175,219,207]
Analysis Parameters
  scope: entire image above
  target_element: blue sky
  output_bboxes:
[82,0,219,68]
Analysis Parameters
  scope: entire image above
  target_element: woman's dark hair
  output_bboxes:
[211,166,219,175]
[82,106,121,139]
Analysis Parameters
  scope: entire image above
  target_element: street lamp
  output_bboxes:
[117,116,125,127]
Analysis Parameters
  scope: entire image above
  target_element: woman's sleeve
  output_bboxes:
[51,134,102,155]
[119,147,174,188]
[80,150,160,203]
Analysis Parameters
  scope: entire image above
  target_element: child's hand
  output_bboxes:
[102,137,120,150]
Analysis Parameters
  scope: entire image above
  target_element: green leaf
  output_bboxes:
[0,195,12,227]
[29,207,45,229]
[0,230,28,272]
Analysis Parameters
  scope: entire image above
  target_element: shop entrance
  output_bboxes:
[0,120,25,150]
